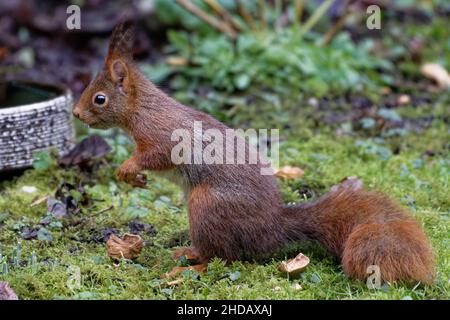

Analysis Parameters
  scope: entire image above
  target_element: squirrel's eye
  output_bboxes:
[93,93,107,106]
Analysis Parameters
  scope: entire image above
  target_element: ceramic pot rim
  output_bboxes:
[0,81,72,115]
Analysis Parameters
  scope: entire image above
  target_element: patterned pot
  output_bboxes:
[0,81,75,171]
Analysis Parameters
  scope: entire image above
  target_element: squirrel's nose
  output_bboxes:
[72,108,80,118]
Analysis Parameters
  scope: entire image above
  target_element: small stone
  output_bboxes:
[307,97,319,107]
[21,186,37,193]
[291,283,302,290]
[397,94,411,106]
[273,286,282,292]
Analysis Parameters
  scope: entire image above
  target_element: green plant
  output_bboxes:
[145,29,390,107]
[156,0,349,42]
[147,1,392,123]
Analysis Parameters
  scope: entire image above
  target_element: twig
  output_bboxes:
[235,0,256,30]
[257,0,268,28]
[204,0,226,17]
[204,0,241,31]
[176,0,237,39]
[301,0,336,33]
[69,205,114,227]
[274,0,282,31]
[294,0,306,25]
[321,0,353,46]
[92,205,114,217]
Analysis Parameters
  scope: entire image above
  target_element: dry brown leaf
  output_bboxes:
[106,233,143,261]
[58,135,111,167]
[421,63,450,89]
[275,166,304,179]
[279,253,310,277]
[161,263,208,279]
[0,282,18,300]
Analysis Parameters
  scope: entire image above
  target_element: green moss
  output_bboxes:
[1,99,448,299]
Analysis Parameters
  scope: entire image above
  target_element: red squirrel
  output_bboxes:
[73,23,435,283]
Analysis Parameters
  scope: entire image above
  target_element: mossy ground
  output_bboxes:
[0,97,448,300]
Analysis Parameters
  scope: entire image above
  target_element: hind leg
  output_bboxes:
[172,246,205,263]
[187,184,278,262]
[341,220,434,283]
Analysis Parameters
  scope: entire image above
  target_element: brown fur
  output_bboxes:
[73,23,435,283]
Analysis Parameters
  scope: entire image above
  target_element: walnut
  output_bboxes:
[279,253,310,278]
[106,233,143,260]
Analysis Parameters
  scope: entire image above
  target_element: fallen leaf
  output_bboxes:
[0,282,18,300]
[421,63,450,89]
[47,197,68,219]
[86,227,118,243]
[58,135,111,168]
[128,220,157,237]
[275,166,305,179]
[106,233,143,261]
[36,227,53,242]
[279,253,310,278]
[161,264,208,279]
[54,183,89,215]
[20,226,39,240]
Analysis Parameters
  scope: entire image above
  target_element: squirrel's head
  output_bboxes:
[73,22,136,129]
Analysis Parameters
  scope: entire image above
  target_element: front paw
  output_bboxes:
[131,173,147,189]
[116,160,147,188]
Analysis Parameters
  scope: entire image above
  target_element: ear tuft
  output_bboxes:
[106,21,135,64]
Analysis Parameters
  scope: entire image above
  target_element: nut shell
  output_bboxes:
[279,253,310,278]
[106,233,143,260]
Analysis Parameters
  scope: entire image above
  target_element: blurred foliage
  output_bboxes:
[397,18,449,72]
[138,1,450,129]
[158,30,390,96]
[144,0,397,126]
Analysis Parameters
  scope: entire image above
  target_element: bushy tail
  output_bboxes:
[282,186,435,283]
